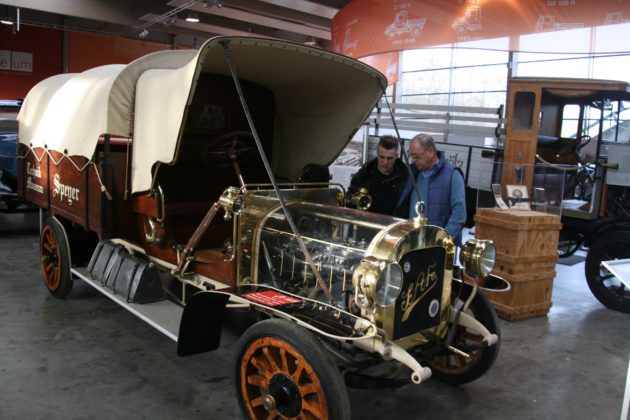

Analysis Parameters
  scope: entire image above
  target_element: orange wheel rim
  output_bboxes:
[40,225,61,290]
[430,323,483,374]
[240,337,328,420]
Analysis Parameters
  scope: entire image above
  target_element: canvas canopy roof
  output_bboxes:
[18,37,387,193]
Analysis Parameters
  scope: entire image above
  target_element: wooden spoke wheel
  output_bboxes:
[426,284,500,384]
[40,217,73,298]
[585,230,630,314]
[235,318,350,420]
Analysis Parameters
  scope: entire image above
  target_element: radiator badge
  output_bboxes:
[53,174,80,205]
[400,262,438,322]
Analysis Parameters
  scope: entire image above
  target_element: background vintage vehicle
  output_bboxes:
[17,36,506,419]
[0,99,34,212]
[502,77,630,314]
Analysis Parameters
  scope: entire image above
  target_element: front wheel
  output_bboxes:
[425,284,500,384]
[585,230,630,314]
[40,217,73,298]
[235,318,350,420]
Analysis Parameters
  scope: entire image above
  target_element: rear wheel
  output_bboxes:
[40,217,73,298]
[425,284,500,384]
[585,230,630,314]
[235,318,350,420]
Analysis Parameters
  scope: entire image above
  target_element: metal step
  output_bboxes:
[72,266,182,341]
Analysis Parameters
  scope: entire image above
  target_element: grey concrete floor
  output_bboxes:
[0,212,629,420]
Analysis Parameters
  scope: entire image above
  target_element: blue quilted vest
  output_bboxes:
[425,157,454,228]
[396,154,461,244]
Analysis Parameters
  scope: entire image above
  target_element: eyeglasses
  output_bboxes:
[410,149,429,159]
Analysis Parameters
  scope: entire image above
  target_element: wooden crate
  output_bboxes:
[475,208,562,257]
[483,270,555,321]
[474,208,561,320]
[493,252,557,276]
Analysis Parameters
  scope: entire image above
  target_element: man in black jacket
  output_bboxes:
[347,135,408,215]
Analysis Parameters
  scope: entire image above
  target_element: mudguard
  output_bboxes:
[177,291,230,356]
[178,284,377,356]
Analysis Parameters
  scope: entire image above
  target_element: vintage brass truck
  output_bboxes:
[18,37,505,419]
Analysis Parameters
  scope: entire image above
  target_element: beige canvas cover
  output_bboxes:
[18,37,387,194]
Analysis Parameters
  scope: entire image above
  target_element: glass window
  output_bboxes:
[401,68,451,95]
[452,64,507,93]
[583,104,602,139]
[401,39,510,109]
[592,55,630,83]
[512,92,535,131]
[401,94,450,106]
[593,22,630,53]
[451,91,505,108]
[561,104,580,138]
[620,101,630,143]
[453,37,509,67]
[598,100,630,143]
[402,46,452,72]
[516,57,590,78]
[519,27,591,54]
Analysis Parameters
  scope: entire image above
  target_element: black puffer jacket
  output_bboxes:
[347,158,409,215]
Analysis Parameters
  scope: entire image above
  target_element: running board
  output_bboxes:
[71,266,183,342]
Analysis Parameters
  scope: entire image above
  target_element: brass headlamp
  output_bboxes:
[350,188,372,211]
[352,257,403,309]
[459,239,496,278]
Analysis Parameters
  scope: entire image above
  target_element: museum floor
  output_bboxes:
[0,212,628,420]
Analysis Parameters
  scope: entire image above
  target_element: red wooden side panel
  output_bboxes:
[20,147,49,209]
[48,151,89,226]
[19,145,137,240]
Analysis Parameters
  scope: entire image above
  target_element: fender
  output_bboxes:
[585,219,630,247]
[177,291,230,356]
[178,285,377,357]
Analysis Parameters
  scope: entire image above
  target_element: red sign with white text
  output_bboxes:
[242,291,303,307]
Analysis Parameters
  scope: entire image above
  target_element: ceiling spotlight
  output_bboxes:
[202,0,222,7]
[139,28,149,38]
[0,18,12,25]
[163,16,177,27]
[185,11,200,23]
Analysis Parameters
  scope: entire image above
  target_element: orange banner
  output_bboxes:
[332,0,630,58]
[359,51,400,86]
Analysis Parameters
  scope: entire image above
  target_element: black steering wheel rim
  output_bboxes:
[556,134,591,157]
[201,130,255,166]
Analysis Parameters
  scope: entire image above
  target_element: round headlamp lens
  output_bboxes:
[460,239,496,277]
[375,262,403,307]
[479,242,496,277]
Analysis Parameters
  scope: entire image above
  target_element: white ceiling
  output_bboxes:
[0,0,351,49]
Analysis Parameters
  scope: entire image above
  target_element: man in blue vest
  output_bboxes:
[395,133,467,246]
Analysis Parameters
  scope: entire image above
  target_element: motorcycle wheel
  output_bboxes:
[585,230,630,314]
[425,284,500,385]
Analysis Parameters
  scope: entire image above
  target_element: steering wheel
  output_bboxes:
[201,131,256,166]
[555,134,591,157]
[576,134,592,151]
